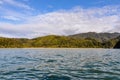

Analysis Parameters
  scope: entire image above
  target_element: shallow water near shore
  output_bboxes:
[0,48,120,80]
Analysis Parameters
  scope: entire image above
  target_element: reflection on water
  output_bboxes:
[0,48,120,80]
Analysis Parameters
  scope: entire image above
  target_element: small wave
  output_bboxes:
[44,75,71,80]
[46,59,57,63]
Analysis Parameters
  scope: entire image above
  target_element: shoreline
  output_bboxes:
[0,48,112,49]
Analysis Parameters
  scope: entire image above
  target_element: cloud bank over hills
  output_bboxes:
[0,0,120,38]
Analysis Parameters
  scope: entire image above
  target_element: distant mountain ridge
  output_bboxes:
[69,32,120,42]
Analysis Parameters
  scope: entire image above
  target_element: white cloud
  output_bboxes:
[0,0,34,21]
[0,7,30,21]
[2,16,20,21]
[0,6,120,38]
[0,0,3,4]
[3,0,33,10]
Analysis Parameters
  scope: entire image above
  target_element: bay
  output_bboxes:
[0,48,120,80]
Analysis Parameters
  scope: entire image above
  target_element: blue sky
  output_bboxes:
[28,0,120,10]
[0,0,120,38]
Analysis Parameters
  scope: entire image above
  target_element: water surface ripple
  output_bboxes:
[0,48,120,80]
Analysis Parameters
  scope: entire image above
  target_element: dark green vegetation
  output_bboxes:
[0,37,32,48]
[113,36,120,48]
[0,32,120,48]
[114,40,120,48]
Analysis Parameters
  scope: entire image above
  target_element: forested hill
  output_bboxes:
[0,32,120,48]
[69,32,120,42]
[114,40,120,48]
[110,36,120,49]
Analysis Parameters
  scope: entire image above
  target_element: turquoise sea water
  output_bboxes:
[0,48,120,80]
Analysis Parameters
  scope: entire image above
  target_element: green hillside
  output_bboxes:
[0,33,120,48]
[32,35,102,48]
[0,37,32,48]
